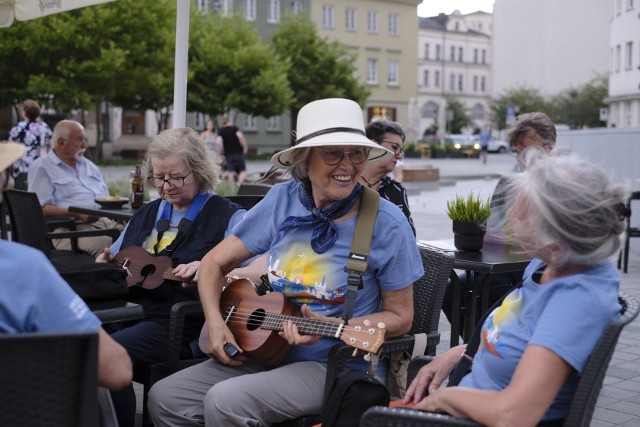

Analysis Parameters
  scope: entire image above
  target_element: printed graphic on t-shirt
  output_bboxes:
[144,229,178,254]
[479,292,522,358]
[267,242,346,308]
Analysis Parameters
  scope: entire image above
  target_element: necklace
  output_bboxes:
[361,176,381,189]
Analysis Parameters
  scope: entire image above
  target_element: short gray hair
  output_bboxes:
[505,150,626,267]
[51,120,83,149]
[507,112,556,149]
[286,147,312,183]
[144,128,220,191]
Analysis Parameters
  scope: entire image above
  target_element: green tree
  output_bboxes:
[490,86,549,130]
[444,96,472,134]
[188,14,293,120]
[548,75,608,129]
[272,15,370,145]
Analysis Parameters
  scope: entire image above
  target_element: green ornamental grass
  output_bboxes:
[446,191,492,223]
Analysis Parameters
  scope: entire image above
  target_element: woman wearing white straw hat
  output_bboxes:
[0,141,27,204]
[148,98,423,426]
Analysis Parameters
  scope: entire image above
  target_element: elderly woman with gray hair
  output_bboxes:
[96,127,262,427]
[404,150,626,426]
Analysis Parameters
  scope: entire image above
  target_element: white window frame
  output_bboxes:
[388,60,399,86]
[346,7,357,31]
[267,116,281,131]
[458,74,463,91]
[450,46,455,61]
[367,58,378,84]
[388,13,399,36]
[625,41,633,70]
[323,4,335,29]
[244,0,256,21]
[197,0,207,14]
[423,70,429,87]
[367,10,378,34]
[422,101,438,119]
[244,115,257,131]
[434,70,440,88]
[267,0,280,24]
[435,44,441,60]
[481,49,486,64]
[291,0,302,15]
[458,47,463,62]
[481,76,486,92]
[221,0,233,16]
[449,73,455,91]
[473,75,478,91]
[424,43,429,60]
[616,45,621,72]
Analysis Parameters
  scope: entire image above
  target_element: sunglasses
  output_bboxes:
[314,148,370,166]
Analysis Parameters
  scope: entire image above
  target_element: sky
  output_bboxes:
[417,0,494,17]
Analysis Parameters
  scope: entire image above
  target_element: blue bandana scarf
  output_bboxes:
[278,182,363,254]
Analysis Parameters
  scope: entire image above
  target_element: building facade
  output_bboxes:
[417,10,492,138]
[605,0,640,128]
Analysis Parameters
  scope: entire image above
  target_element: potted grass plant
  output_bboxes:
[446,191,492,251]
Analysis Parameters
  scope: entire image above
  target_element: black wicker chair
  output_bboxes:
[0,331,100,427]
[3,189,120,268]
[237,183,272,196]
[361,292,640,427]
[618,191,640,273]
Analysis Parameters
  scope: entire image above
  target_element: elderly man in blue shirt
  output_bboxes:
[28,119,122,256]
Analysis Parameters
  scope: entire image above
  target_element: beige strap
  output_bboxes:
[345,186,380,273]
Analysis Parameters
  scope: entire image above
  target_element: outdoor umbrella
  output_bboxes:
[0,0,115,28]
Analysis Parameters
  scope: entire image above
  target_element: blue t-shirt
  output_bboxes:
[232,181,423,365]
[0,241,101,333]
[459,258,620,420]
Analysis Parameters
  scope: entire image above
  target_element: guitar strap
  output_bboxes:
[153,192,209,255]
[342,186,379,324]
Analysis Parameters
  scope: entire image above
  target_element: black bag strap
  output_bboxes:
[342,186,379,323]
[448,266,544,386]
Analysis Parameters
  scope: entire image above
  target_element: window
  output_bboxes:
[481,49,486,64]
[389,13,399,36]
[368,10,379,33]
[616,45,621,72]
[424,43,430,60]
[616,0,622,14]
[422,101,438,119]
[449,73,455,91]
[221,0,233,15]
[454,22,459,31]
[626,101,633,126]
[323,5,334,29]
[388,60,399,86]
[481,76,486,92]
[473,75,478,91]
[267,116,280,131]
[473,48,478,63]
[450,46,455,61]
[244,0,256,21]
[458,74,463,91]
[244,115,257,131]
[267,0,280,23]
[367,59,378,84]
[627,0,634,10]
[346,7,357,31]
[435,44,441,60]
[458,47,463,62]
[434,70,440,87]
[626,41,633,70]
[472,104,485,120]
[197,0,207,13]
[291,0,302,15]
[423,70,429,87]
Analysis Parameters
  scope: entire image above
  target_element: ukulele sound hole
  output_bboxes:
[247,309,266,331]
[140,264,157,278]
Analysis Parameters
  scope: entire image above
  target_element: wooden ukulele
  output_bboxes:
[112,246,193,300]
[210,278,386,366]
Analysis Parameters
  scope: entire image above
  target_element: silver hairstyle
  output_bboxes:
[50,120,83,150]
[144,127,220,191]
[504,149,627,267]
[286,147,312,183]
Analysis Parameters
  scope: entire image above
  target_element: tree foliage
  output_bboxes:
[490,86,549,130]
[445,96,473,134]
[547,75,608,129]
[271,15,370,143]
[188,14,293,118]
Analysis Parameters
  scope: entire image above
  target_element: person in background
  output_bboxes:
[9,99,53,189]
[200,119,218,160]
[95,127,265,427]
[28,120,121,257]
[217,116,249,184]
[0,142,132,390]
[478,124,491,164]
[148,98,422,426]
[404,150,625,426]
[362,119,416,236]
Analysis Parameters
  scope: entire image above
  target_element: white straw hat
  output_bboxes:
[0,141,26,170]
[271,98,393,169]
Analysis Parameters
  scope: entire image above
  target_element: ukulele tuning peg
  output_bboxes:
[364,319,371,326]
[377,322,386,329]
[363,353,372,362]
[352,348,359,357]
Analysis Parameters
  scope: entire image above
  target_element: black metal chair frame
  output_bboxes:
[237,183,273,196]
[360,292,640,427]
[618,191,640,273]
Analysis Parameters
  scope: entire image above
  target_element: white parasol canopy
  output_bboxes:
[0,0,115,28]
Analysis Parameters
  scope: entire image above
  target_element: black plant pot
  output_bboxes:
[452,220,487,251]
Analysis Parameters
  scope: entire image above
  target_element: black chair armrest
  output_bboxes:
[407,355,436,386]
[361,405,482,427]
[162,300,204,374]
[45,216,78,231]
[378,332,440,357]
[46,228,121,241]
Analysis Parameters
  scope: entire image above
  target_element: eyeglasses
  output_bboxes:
[314,148,370,166]
[380,140,404,156]
[148,171,192,188]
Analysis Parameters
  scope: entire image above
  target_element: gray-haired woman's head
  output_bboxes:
[505,150,626,267]
[144,128,220,191]
[507,112,556,149]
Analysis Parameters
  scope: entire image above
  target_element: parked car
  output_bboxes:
[487,138,509,153]
[445,134,480,150]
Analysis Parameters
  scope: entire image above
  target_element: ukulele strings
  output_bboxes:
[222,306,378,345]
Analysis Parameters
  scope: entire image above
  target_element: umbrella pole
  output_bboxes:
[172,0,190,128]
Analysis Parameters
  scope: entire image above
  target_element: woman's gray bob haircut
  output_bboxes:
[144,127,220,191]
[505,150,627,267]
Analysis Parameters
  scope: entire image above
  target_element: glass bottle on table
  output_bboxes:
[130,164,144,209]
